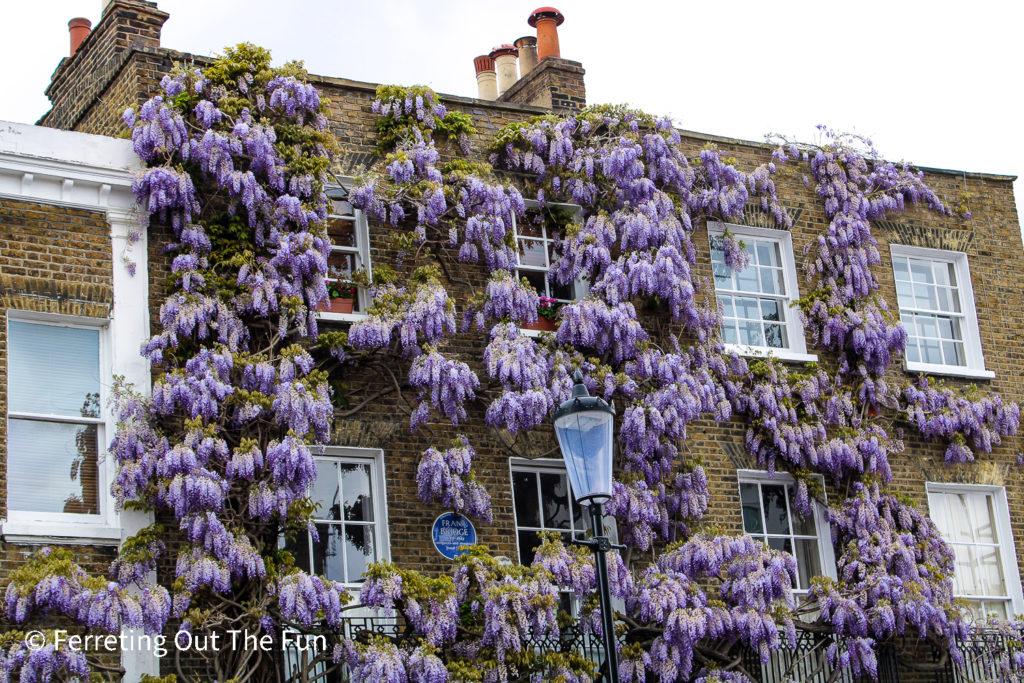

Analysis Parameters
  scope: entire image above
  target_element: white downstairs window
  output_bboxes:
[5,316,112,531]
[737,470,836,592]
[709,223,814,363]
[926,483,1024,621]
[287,448,389,586]
[890,245,992,379]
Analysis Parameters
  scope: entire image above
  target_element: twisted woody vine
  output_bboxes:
[1,44,1022,683]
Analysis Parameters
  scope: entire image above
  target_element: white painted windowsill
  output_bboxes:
[316,311,369,323]
[904,361,995,380]
[2,519,122,546]
[723,343,818,364]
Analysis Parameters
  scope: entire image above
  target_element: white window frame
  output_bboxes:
[4,311,120,543]
[513,202,588,339]
[509,458,593,565]
[736,470,837,593]
[889,245,993,379]
[295,447,390,589]
[709,223,816,363]
[319,183,372,323]
[926,482,1023,619]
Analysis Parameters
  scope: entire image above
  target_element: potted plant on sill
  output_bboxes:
[524,296,560,332]
[318,279,359,314]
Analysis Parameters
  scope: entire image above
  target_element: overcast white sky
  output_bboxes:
[2,0,1022,222]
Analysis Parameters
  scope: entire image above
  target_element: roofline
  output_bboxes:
[673,126,1018,183]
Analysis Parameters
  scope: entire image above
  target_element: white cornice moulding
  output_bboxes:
[0,120,140,212]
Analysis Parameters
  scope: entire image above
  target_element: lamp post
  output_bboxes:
[553,370,621,682]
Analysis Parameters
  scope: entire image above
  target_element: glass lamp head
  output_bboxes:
[553,370,616,505]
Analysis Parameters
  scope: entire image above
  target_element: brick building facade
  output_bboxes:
[2,0,1021,680]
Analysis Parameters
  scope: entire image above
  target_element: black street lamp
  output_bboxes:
[553,370,621,682]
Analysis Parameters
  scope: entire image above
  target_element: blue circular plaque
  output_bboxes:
[431,512,477,560]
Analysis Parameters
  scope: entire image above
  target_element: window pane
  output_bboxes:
[519,270,547,298]
[917,315,938,338]
[341,463,373,522]
[286,531,312,572]
[761,485,790,535]
[513,471,541,528]
[910,259,934,284]
[942,341,965,367]
[735,297,760,321]
[904,339,920,363]
[952,545,981,595]
[8,419,99,514]
[755,241,779,267]
[719,295,735,318]
[540,472,572,530]
[9,321,100,416]
[327,251,358,280]
[895,280,913,305]
[312,523,345,582]
[518,530,542,565]
[978,546,1006,597]
[788,490,817,536]
[946,494,976,543]
[764,324,786,348]
[516,215,544,238]
[713,263,732,289]
[736,266,759,292]
[326,216,356,247]
[767,537,792,556]
[981,600,1009,621]
[722,322,738,345]
[914,283,938,310]
[344,525,375,583]
[893,257,910,282]
[552,280,574,302]
[739,321,764,346]
[936,287,957,313]
[740,484,763,534]
[312,460,341,521]
[794,538,821,589]
[518,239,547,268]
[935,262,956,287]
[759,268,783,295]
[920,338,942,365]
[760,299,781,322]
[972,495,998,543]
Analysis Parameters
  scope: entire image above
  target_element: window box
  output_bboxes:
[522,318,559,333]
[316,297,355,315]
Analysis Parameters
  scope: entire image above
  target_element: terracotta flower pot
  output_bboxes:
[523,317,558,332]
[317,297,355,314]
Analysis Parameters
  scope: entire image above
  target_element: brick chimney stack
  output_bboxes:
[495,6,585,114]
[68,18,92,57]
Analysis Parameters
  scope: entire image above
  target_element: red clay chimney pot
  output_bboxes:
[68,17,92,57]
[474,55,495,74]
[528,7,564,60]
[528,7,565,27]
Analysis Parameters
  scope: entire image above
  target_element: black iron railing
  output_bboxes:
[948,627,1024,682]
[282,618,1023,683]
